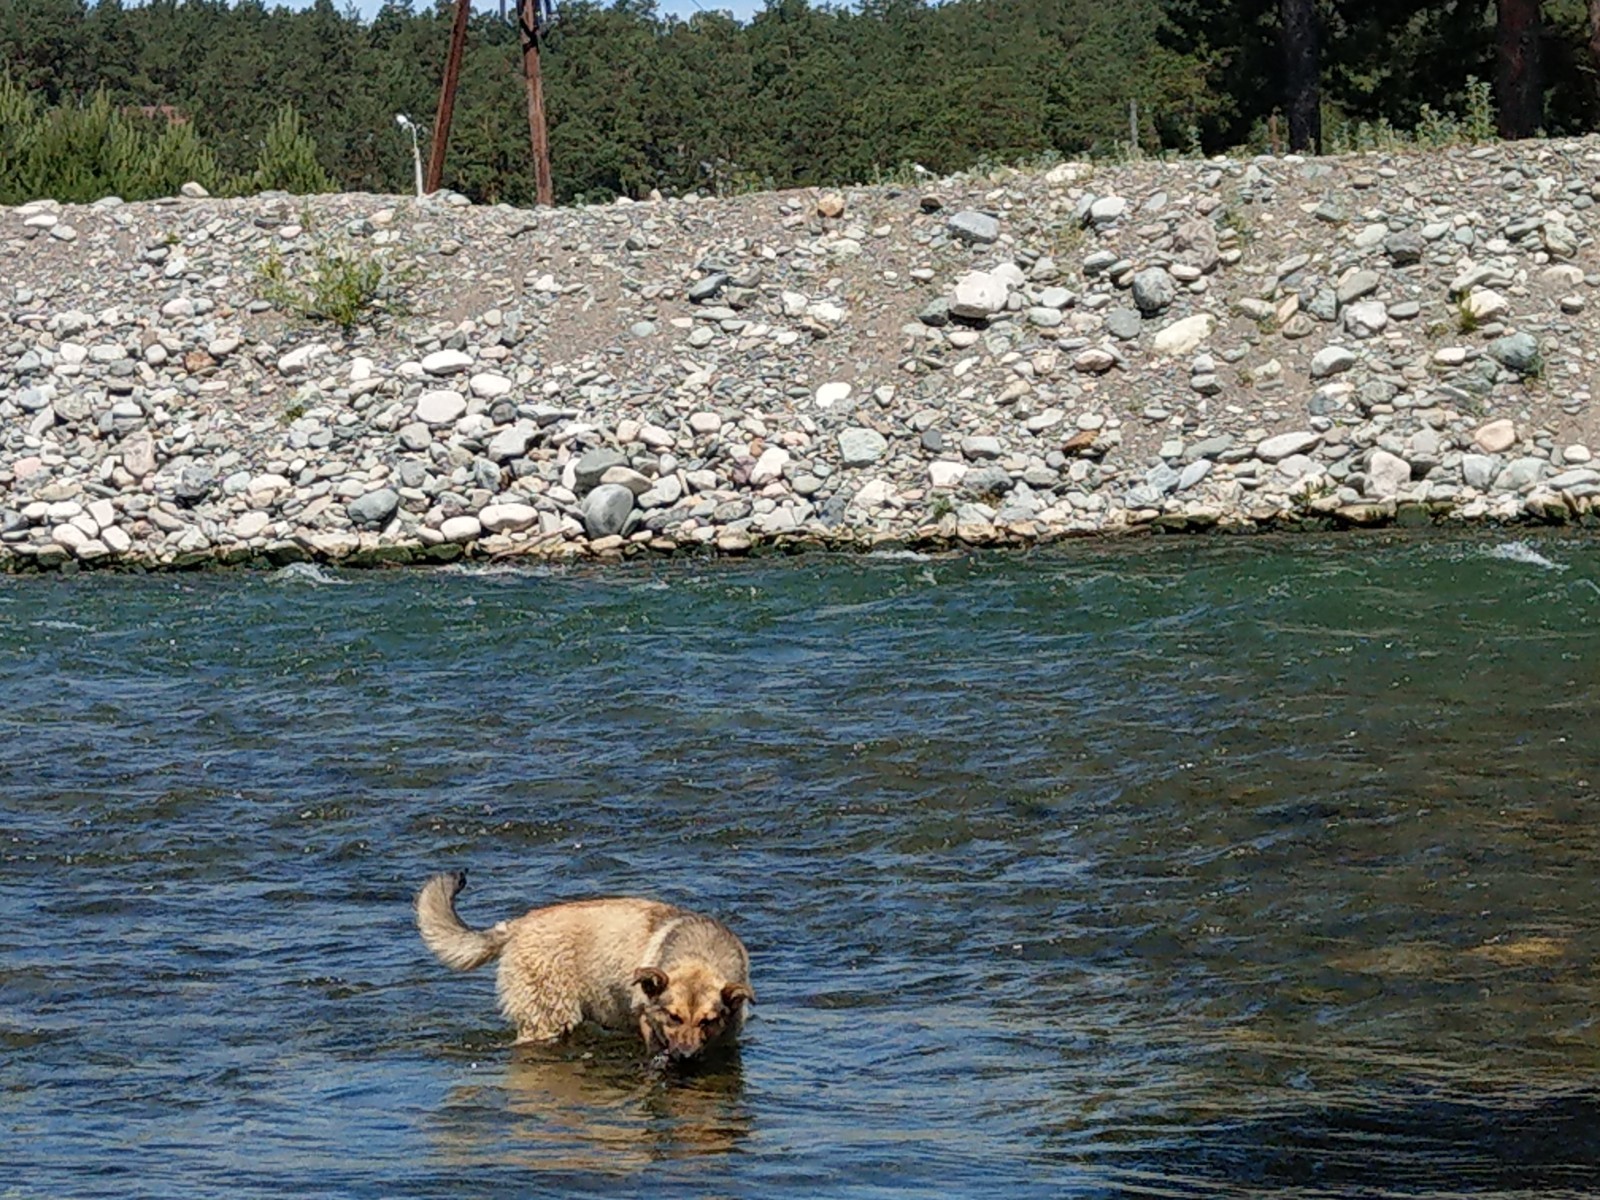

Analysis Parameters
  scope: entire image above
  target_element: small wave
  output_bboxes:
[270,563,348,586]
[438,562,562,579]
[1484,541,1567,572]
[867,549,931,562]
[28,618,94,631]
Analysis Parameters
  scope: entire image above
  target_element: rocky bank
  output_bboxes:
[7,139,1600,571]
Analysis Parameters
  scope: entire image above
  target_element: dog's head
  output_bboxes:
[632,963,754,1062]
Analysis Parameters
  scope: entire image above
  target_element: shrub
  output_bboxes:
[257,242,405,331]
[0,74,221,203]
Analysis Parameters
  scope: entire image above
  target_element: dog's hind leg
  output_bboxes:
[496,961,586,1044]
[506,994,586,1044]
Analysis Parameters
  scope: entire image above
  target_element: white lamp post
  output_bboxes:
[395,114,424,199]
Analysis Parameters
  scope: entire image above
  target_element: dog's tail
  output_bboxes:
[415,871,512,971]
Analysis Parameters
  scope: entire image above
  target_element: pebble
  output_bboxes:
[838,428,888,467]
[816,382,853,409]
[947,211,1000,244]
[6,143,1600,574]
[421,349,473,376]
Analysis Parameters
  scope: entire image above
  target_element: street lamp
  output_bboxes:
[395,114,424,198]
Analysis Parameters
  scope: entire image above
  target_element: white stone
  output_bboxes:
[440,515,483,542]
[277,343,329,375]
[50,524,88,551]
[415,390,467,426]
[1309,346,1357,379]
[469,372,513,399]
[421,348,473,376]
[949,271,1011,320]
[929,461,967,489]
[1367,449,1413,498]
[1257,431,1322,462]
[851,479,896,509]
[1088,196,1127,225]
[1463,288,1508,321]
[86,499,115,529]
[750,447,791,486]
[806,300,847,326]
[233,511,271,539]
[1150,314,1215,357]
[478,503,539,533]
[815,382,852,409]
[1343,300,1388,339]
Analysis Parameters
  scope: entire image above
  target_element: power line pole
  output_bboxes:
[519,0,555,206]
[425,0,472,195]
[425,0,555,205]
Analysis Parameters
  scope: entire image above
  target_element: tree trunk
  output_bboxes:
[1588,0,1600,107]
[1496,0,1544,139]
[1281,0,1321,153]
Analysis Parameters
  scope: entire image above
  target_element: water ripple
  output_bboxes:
[4,535,1600,1197]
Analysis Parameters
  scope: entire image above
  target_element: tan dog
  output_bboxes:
[415,871,754,1061]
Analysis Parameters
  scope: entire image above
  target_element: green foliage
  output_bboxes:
[0,77,221,204]
[1322,75,1498,156]
[0,0,1593,205]
[248,106,334,196]
[257,242,404,331]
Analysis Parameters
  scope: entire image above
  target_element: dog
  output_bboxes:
[415,871,754,1062]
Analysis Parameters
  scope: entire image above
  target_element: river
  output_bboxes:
[4,534,1599,1198]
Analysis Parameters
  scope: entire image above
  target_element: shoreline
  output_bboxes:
[1,504,1586,575]
[8,139,1600,573]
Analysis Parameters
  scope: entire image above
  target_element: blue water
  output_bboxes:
[4,535,1600,1198]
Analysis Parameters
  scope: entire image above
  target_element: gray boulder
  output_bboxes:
[347,488,400,529]
[1487,333,1541,376]
[581,483,635,538]
[947,211,1000,244]
[1131,267,1177,316]
[574,448,628,494]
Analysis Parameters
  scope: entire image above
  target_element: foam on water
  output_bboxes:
[270,562,348,586]
[1484,540,1567,571]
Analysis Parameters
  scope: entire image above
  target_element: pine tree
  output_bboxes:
[249,105,334,195]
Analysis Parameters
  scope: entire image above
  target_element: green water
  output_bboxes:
[3,534,1599,1198]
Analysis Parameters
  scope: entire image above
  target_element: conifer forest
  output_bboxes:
[3,0,1600,206]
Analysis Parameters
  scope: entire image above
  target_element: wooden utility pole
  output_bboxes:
[519,0,555,206]
[1495,0,1544,138]
[425,0,555,204]
[425,0,472,195]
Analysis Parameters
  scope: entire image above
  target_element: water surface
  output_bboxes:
[4,535,1600,1198]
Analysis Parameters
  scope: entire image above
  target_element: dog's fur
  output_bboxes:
[415,871,754,1060]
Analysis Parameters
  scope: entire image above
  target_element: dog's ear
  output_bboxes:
[721,982,755,1009]
[633,967,669,998]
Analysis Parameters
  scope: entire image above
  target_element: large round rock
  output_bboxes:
[581,483,635,538]
[347,487,400,529]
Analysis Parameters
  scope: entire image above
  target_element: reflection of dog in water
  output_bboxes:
[415,871,755,1062]
[431,1045,750,1173]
